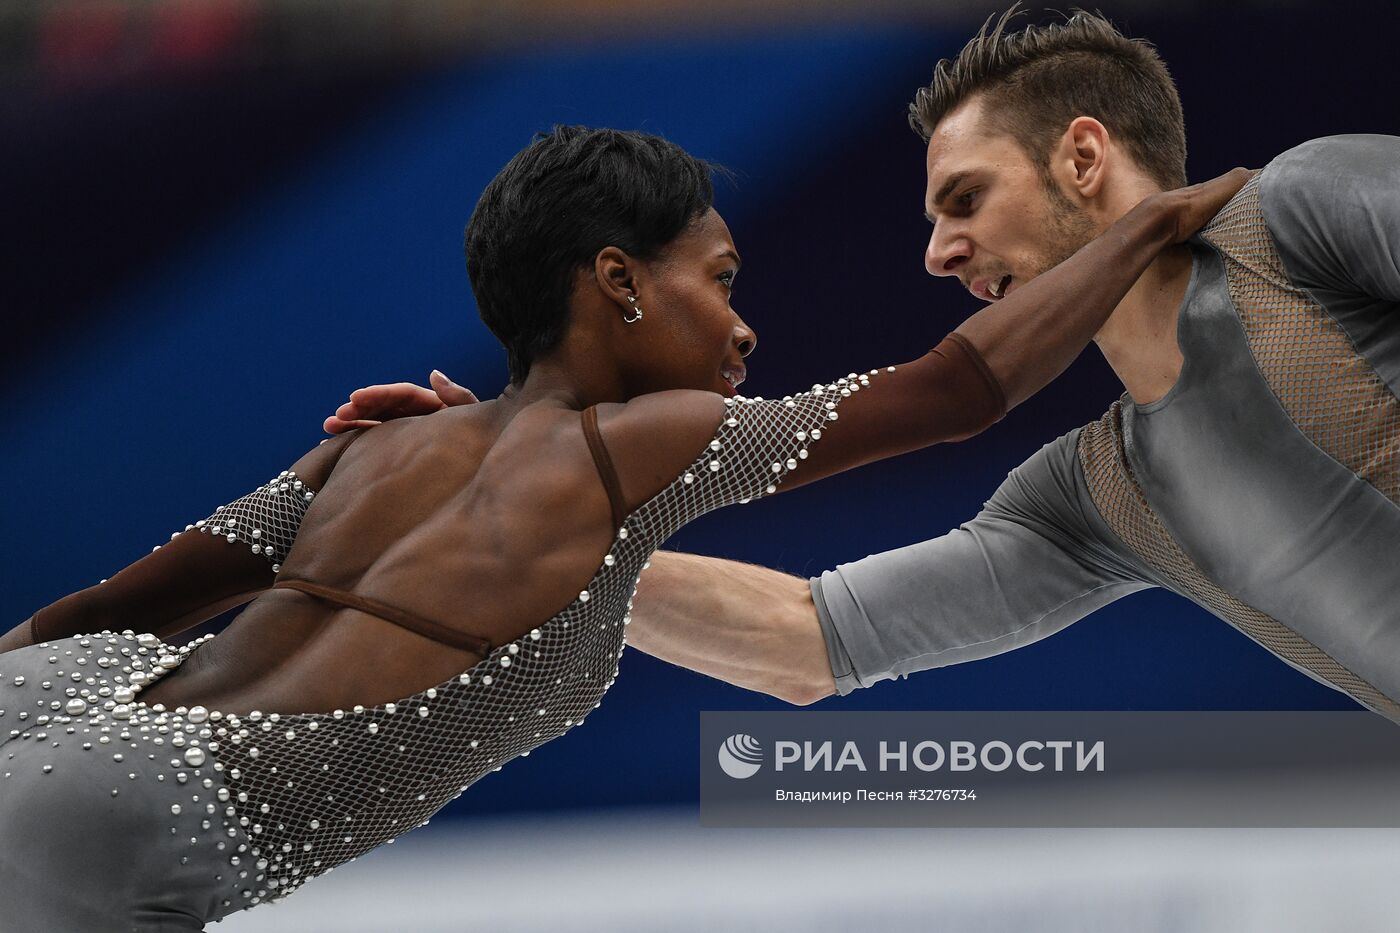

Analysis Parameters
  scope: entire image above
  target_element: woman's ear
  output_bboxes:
[593,246,639,312]
[1059,116,1110,200]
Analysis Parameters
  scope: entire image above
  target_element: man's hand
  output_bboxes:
[323,370,478,435]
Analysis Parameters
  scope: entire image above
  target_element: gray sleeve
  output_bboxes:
[811,429,1154,695]
[1260,134,1400,302]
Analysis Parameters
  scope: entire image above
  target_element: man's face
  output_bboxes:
[923,95,1097,303]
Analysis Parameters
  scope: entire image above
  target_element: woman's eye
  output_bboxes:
[719,271,736,288]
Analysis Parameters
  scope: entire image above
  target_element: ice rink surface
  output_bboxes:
[216,807,1400,932]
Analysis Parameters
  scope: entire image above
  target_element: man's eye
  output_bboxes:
[719,271,736,287]
[957,189,978,208]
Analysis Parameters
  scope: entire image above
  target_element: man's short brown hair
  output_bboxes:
[910,6,1187,190]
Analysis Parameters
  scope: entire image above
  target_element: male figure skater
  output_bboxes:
[334,12,1400,719]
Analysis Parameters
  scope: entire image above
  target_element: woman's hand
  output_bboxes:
[1150,167,1257,245]
[322,370,478,435]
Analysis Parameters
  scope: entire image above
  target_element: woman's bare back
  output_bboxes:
[138,399,618,716]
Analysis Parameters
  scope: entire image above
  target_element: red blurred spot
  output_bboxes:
[36,0,257,91]
[149,0,256,68]
[38,2,133,90]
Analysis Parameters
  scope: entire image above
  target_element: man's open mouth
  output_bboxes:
[988,274,1012,300]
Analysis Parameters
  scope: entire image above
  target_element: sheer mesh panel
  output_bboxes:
[1200,175,1400,505]
[189,470,314,569]
[1079,401,1400,724]
[138,373,880,902]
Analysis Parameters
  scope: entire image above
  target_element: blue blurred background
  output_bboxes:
[5,0,1400,830]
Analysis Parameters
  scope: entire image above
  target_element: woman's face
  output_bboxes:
[625,208,757,398]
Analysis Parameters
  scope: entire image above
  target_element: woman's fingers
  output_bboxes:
[1170,166,1255,242]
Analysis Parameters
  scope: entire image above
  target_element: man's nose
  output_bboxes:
[925,224,971,277]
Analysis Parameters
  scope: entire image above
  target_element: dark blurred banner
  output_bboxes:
[5,0,1239,92]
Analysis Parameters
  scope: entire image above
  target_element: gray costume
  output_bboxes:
[0,634,252,932]
[812,135,1400,721]
[2,372,907,931]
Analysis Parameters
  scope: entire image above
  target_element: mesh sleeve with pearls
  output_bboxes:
[655,367,895,529]
[182,470,316,572]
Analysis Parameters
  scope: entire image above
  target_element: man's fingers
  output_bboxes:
[429,370,478,406]
[326,380,450,436]
[347,384,409,407]
[324,416,383,434]
[347,383,445,417]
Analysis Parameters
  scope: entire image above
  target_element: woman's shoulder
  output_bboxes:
[596,389,728,436]
[590,390,730,514]
[508,390,727,445]
[286,427,368,490]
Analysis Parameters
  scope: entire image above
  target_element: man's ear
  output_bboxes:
[1058,116,1110,199]
[593,246,640,313]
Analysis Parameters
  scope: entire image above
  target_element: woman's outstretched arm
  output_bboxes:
[771,168,1253,491]
[588,169,1254,506]
[0,430,363,654]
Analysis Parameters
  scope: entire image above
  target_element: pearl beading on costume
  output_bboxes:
[175,471,314,571]
[6,367,885,909]
[1,631,258,907]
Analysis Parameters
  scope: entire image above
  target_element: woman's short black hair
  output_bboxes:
[465,125,719,384]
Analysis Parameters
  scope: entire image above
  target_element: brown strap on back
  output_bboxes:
[272,578,492,657]
[581,406,628,530]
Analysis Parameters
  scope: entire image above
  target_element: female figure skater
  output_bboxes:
[0,126,1245,931]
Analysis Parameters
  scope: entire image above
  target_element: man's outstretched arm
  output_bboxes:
[626,432,1160,705]
[629,551,836,706]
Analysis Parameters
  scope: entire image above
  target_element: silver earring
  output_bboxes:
[623,295,644,324]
